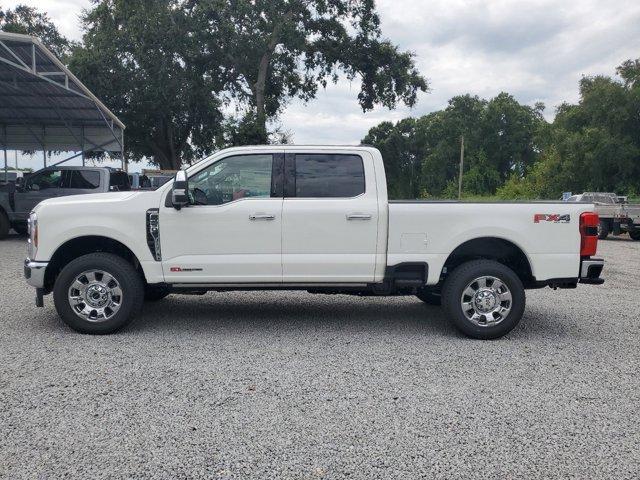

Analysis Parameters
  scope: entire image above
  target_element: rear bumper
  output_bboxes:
[24,258,48,288]
[579,258,604,285]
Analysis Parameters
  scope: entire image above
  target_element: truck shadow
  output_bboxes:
[2,232,27,241]
[129,292,460,337]
[600,235,636,242]
[126,292,554,340]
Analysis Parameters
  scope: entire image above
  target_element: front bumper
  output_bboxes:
[579,258,604,285]
[24,258,48,288]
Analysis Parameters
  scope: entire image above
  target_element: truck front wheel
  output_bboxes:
[441,260,525,340]
[53,253,144,334]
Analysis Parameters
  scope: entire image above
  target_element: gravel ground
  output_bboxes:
[0,234,638,479]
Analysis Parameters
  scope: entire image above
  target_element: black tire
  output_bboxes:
[630,230,640,241]
[53,253,144,334]
[144,285,171,302]
[416,288,441,306]
[597,220,610,240]
[12,222,28,236]
[441,260,526,340]
[0,209,9,240]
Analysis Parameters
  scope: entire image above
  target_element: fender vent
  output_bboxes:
[146,208,161,261]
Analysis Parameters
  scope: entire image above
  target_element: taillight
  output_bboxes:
[580,212,598,257]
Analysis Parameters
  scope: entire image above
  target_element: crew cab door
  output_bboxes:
[13,168,65,221]
[281,152,379,283]
[159,152,284,283]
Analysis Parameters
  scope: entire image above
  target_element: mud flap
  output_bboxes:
[35,288,44,307]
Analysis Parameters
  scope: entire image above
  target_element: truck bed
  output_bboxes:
[387,201,594,284]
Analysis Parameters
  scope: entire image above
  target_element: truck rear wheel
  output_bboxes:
[0,210,9,240]
[53,253,144,334]
[597,220,610,239]
[441,260,525,339]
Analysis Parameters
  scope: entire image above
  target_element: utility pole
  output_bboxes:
[458,135,464,200]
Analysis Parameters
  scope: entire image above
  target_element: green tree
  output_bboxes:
[480,93,545,179]
[190,0,428,143]
[496,147,569,200]
[461,150,501,196]
[419,95,487,196]
[550,65,640,194]
[363,93,545,198]
[70,0,227,169]
[362,118,423,198]
[0,4,74,59]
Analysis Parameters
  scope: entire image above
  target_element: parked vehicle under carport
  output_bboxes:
[0,166,130,239]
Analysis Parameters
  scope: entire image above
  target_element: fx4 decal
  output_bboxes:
[534,214,571,223]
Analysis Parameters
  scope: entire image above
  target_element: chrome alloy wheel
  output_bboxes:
[460,276,512,327]
[67,270,123,322]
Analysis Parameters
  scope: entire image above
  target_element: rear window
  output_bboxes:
[109,171,131,191]
[294,154,365,198]
[68,170,100,189]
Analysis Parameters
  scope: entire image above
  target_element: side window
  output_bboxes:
[294,154,365,198]
[67,170,100,189]
[25,169,63,191]
[189,154,273,205]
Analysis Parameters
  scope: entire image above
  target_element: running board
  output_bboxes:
[171,282,369,290]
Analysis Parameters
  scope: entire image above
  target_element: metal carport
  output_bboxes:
[0,31,125,179]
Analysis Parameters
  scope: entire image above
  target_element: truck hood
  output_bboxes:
[35,191,143,211]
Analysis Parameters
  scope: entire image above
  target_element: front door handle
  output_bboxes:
[346,213,372,221]
[249,213,276,221]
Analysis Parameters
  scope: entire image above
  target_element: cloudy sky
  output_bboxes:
[3,0,640,170]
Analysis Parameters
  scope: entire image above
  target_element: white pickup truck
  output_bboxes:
[24,146,604,339]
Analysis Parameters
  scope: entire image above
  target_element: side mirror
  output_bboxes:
[171,169,190,210]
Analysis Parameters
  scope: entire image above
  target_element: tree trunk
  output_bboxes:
[252,12,293,144]
[150,141,181,170]
[150,118,184,170]
[254,52,270,143]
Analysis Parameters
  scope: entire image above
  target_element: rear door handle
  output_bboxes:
[346,213,372,221]
[249,213,276,221]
